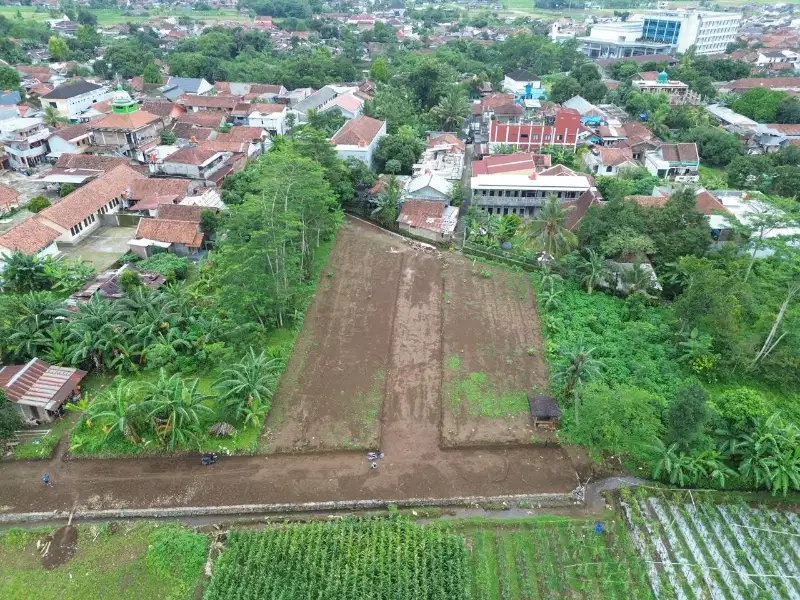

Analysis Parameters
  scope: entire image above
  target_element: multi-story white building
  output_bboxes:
[40,80,108,121]
[580,10,742,58]
[0,118,50,170]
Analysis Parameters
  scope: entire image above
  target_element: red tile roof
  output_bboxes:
[0,183,20,210]
[136,218,203,246]
[165,145,225,166]
[179,95,241,110]
[92,110,160,130]
[598,147,635,166]
[427,133,465,151]
[331,115,385,146]
[397,200,451,233]
[472,153,551,176]
[215,126,264,142]
[0,218,60,255]
[54,154,129,171]
[564,189,602,230]
[660,143,699,163]
[156,204,202,222]
[176,112,225,128]
[38,164,145,229]
[130,178,191,202]
[727,77,800,91]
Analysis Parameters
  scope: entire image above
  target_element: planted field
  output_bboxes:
[441,256,552,447]
[204,518,470,600]
[0,522,206,600]
[266,222,403,452]
[440,517,655,600]
[622,491,800,600]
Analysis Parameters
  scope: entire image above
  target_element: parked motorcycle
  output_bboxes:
[201,452,219,466]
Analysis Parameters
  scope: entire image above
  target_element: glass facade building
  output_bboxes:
[642,18,682,44]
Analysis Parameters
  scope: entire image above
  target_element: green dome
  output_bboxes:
[656,71,668,84]
[110,84,137,114]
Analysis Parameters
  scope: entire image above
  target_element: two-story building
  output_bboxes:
[234,103,289,135]
[46,122,93,158]
[36,164,145,244]
[330,115,387,167]
[40,79,107,121]
[90,87,162,157]
[470,165,594,218]
[631,71,701,105]
[157,145,233,184]
[0,117,50,170]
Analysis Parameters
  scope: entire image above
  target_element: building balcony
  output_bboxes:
[4,144,48,158]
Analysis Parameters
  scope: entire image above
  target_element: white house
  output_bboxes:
[644,143,700,182]
[503,69,542,95]
[36,164,144,244]
[320,93,364,120]
[0,117,50,170]
[40,80,108,121]
[471,167,594,218]
[46,122,94,158]
[330,115,386,167]
[404,172,452,202]
[244,103,289,136]
[582,147,640,176]
[0,218,61,270]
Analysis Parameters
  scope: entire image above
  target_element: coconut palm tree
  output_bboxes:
[578,249,608,295]
[554,340,603,403]
[430,87,470,132]
[520,195,577,260]
[65,296,129,371]
[86,381,143,444]
[41,105,68,128]
[214,348,284,424]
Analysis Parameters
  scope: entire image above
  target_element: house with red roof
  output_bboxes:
[0,358,86,423]
[330,115,387,167]
[582,146,639,176]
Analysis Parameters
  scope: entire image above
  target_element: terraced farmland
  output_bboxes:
[622,492,800,600]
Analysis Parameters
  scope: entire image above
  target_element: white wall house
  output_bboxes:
[36,164,144,244]
[40,80,108,121]
[246,104,289,136]
[471,170,593,218]
[503,70,541,95]
[0,218,60,271]
[331,115,386,167]
[0,118,50,170]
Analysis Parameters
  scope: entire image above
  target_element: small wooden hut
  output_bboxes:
[527,395,561,429]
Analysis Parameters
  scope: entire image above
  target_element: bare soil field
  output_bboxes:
[441,255,553,447]
[265,221,403,452]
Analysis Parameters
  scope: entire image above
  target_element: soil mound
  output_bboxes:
[41,525,78,569]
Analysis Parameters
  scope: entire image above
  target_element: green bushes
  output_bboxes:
[713,387,767,433]
[26,195,50,213]
[147,525,208,581]
[137,254,190,281]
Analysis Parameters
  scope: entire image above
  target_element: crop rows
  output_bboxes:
[462,519,655,600]
[203,517,470,600]
[621,492,800,600]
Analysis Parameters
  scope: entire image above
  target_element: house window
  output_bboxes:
[545,135,551,141]
[489,190,495,197]
[520,133,529,138]
[606,166,613,173]
[557,135,563,141]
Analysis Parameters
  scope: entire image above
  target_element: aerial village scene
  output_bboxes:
[0,0,798,597]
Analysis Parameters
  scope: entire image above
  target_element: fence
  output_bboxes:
[462,243,540,271]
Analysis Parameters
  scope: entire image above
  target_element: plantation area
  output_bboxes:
[0,522,207,600]
[205,518,470,600]
[621,489,800,600]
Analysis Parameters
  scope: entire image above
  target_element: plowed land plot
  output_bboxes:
[266,221,402,452]
[441,255,552,447]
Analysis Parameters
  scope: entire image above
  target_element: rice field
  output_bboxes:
[621,490,800,600]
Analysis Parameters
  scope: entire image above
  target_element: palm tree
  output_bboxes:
[8,315,51,361]
[144,371,213,450]
[371,175,401,227]
[430,87,470,132]
[42,105,68,128]
[65,296,129,371]
[86,381,143,444]
[1,251,50,293]
[651,440,700,487]
[554,340,603,404]
[520,195,577,260]
[578,249,608,295]
[625,261,655,298]
[214,348,284,424]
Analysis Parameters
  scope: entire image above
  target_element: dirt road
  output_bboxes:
[0,220,579,515]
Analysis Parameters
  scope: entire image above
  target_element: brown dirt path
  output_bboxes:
[0,219,579,515]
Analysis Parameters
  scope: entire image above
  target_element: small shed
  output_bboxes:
[527,395,561,429]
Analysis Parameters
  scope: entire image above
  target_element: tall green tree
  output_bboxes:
[214,348,284,423]
[521,195,577,259]
[430,87,470,132]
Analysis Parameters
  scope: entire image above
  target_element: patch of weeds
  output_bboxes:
[352,369,385,443]
[526,347,537,356]
[480,269,492,279]
[146,524,208,581]
[518,501,533,509]
[443,290,452,305]
[447,355,461,372]
[0,528,31,550]
[449,372,528,418]
[326,271,335,278]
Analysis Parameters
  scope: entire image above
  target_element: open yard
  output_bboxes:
[268,219,552,453]
[442,256,551,447]
[0,522,206,600]
[60,226,137,272]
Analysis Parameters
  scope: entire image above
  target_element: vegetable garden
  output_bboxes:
[203,518,470,600]
[621,488,800,600]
